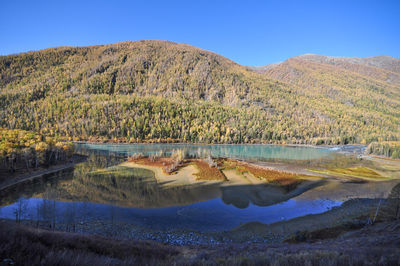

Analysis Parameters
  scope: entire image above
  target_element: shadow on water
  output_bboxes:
[221,180,327,209]
[0,155,335,231]
[0,144,364,231]
[0,163,326,210]
[0,168,74,207]
[0,176,338,232]
[52,166,223,209]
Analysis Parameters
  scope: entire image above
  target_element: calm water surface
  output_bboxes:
[0,197,340,231]
[78,143,335,160]
[0,144,347,231]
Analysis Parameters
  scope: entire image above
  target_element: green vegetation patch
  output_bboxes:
[89,166,154,179]
[309,166,386,180]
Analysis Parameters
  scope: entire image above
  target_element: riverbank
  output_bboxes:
[252,153,400,182]
[78,141,392,181]
[0,199,375,247]
[5,198,377,245]
[120,155,400,190]
[120,157,320,188]
[2,208,399,265]
[0,154,86,192]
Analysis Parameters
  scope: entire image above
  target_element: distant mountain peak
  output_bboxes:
[254,53,400,78]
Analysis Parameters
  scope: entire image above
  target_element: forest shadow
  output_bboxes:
[221,179,327,209]
[0,164,326,210]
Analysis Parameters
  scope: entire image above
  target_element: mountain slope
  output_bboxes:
[1,41,252,105]
[297,54,400,75]
[255,54,400,140]
[0,41,399,144]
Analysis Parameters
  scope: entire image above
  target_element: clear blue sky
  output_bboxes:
[1,0,399,65]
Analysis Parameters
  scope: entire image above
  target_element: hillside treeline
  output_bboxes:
[0,41,399,144]
[0,128,74,173]
[366,141,400,159]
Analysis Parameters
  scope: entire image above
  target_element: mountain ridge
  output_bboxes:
[0,40,399,144]
[251,54,400,77]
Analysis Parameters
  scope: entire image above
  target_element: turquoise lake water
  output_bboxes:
[78,143,334,160]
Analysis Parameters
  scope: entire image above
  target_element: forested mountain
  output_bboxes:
[0,41,399,144]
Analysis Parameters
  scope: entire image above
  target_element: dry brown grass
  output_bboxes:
[129,157,227,181]
[129,157,178,175]
[1,219,399,265]
[191,159,227,181]
[129,156,310,185]
[0,220,180,265]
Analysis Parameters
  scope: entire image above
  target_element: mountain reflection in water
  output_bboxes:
[0,144,378,232]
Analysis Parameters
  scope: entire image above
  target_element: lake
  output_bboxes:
[0,143,387,232]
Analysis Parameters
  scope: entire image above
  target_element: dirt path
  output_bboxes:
[0,155,86,192]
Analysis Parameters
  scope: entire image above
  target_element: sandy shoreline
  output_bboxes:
[120,160,263,186]
[119,155,400,203]
[121,158,321,188]
[120,161,219,186]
